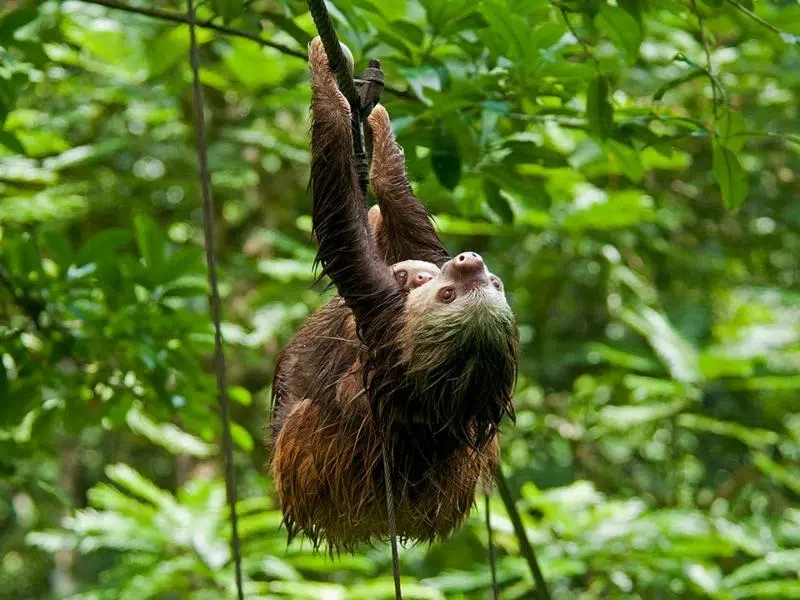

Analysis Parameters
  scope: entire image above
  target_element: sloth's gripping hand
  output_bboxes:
[308,38,400,337]
[366,104,450,267]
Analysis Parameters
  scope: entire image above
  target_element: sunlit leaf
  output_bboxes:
[483,178,513,223]
[597,399,687,429]
[678,415,779,448]
[126,407,215,458]
[77,229,133,266]
[133,213,166,272]
[717,107,747,152]
[597,7,642,63]
[752,453,800,494]
[587,76,614,140]
[713,143,748,209]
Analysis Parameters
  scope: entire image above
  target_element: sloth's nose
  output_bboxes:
[451,252,488,287]
[452,252,484,274]
[411,271,434,288]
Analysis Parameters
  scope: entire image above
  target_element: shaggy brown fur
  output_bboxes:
[269,38,518,551]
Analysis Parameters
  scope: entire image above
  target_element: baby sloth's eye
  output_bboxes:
[490,276,503,291]
[394,270,408,287]
[438,287,456,303]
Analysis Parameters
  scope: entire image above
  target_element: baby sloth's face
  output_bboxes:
[391,260,441,291]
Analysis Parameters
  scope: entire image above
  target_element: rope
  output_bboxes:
[381,440,403,599]
[496,470,550,600]
[485,494,499,600]
[187,2,244,598]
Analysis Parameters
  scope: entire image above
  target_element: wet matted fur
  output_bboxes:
[269,38,518,552]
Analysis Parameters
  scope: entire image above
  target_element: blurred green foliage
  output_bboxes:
[1,0,799,598]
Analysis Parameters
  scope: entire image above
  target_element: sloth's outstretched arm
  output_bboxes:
[367,105,450,267]
[308,39,401,336]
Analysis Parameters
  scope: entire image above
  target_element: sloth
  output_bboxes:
[269,38,519,551]
[391,259,439,290]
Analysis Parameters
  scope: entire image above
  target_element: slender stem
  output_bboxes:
[495,470,551,600]
[186,2,244,599]
[75,0,416,100]
[724,0,791,39]
[485,494,499,600]
[560,8,600,73]
[82,0,305,57]
[690,0,718,134]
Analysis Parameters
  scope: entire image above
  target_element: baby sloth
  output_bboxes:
[391,259,439,291]
[269,38,519,551]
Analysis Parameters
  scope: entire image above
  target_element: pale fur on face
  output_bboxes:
[399,267,514,373]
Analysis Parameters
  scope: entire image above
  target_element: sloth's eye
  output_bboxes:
[490,276,503,291]
[394,270,408,287]
[438,287,456,303]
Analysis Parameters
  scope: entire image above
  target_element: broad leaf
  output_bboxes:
[713,143,748,209]
[587,76,614,140]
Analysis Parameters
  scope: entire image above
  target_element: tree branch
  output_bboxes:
[725,0,794,40]
[75,0,417,100]
[690,0,719,132]
[79,0,306,58]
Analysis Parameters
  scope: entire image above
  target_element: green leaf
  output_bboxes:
[77,229,133,266]
[606,140,644,182]
[597,7,643,63]
[587,76,614,140]
[729,580,800,599]
[105,464,176,510]
[422,0,474,33]
[597,399,687,429]
[161,247,204,280]
[618,0,645,23]
[712,143,748,209]
[0,130,24,154]
[230,422,254,451]
[211,0,241,23]
[653,69,706,102]
[724,550,800,589]
[42,140,127,171]
[87,483,158,519]
[480,2,529,59]
[616,303,701,383]
[501,141,568,167]
[227,386,252,406]
[717,107,747,152]
[677,415,779,448]
[126,407,215,458]
[431,121,461,190]
[38,229,73,268]
[752,453,800,494]
[483,178,513,224]
[133,213,166,272]
[388,20,425,47]
[260,12,312,47]
[0,9,38,43]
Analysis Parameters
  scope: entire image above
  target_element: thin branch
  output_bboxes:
[186,1,244,598]
[76,0,417,100]
[725,0,794,40]
[80,0,306,58]
[495,470,551,600]
[690,0,719,134]
[560,8,600,73]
